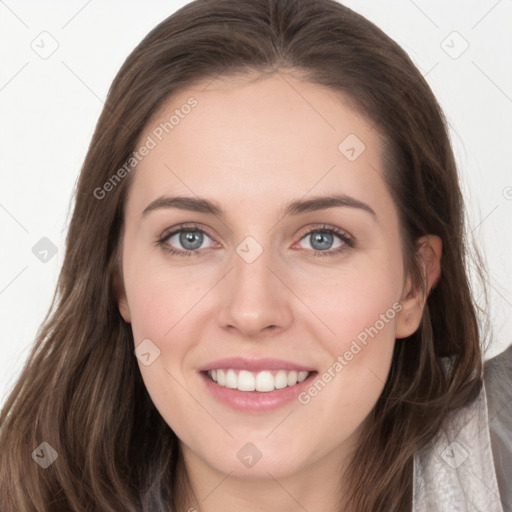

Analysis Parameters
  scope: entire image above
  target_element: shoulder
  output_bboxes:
[485,343,512,424]
[484,343,512,512]
[412,347,511,511]
[484,343,512,394]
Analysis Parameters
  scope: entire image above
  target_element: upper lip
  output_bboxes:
[197,357,315,373]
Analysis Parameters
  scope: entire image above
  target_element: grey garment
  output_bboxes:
[486,344,512,512]
[413,344,512,512]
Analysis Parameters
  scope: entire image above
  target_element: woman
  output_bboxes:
[0,1,510,511]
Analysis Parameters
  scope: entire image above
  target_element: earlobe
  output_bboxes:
[112,269,131,323]
[395,235,442,339]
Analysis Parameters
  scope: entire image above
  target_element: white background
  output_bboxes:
[1,0,511,407]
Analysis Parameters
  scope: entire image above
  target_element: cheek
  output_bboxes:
[122,263,206,429]
[296,255,403,349]
[122,252,207,342]
[298,309,397,448]
[126,282,173,342]
[295,256,401,422]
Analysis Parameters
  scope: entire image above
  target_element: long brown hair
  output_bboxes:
[0,1,486,510]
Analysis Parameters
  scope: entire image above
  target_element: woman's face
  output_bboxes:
[116,72,424,480]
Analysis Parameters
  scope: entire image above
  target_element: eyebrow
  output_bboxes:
[141,194,377,219]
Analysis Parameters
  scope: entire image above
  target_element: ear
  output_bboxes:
[395,235,442,339]
[112,268,131,323]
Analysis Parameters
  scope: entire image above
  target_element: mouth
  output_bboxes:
[204,368,313,392]
[197,357,318,411]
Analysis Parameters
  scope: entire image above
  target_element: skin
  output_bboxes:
[114,70,441,512]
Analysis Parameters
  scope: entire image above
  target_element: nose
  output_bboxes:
[216,244,294,338]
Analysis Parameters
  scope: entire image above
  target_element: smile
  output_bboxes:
[207,369,310,392]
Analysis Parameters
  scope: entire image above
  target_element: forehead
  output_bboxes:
[126,72,389,216]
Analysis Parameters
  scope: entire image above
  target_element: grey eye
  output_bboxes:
[300,231,344,251]
[166,230,212,251]
[309,232,334,251]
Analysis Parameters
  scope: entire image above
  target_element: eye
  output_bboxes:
[157,225,217,257]
[156,223,354,258]
[295,225,354,257]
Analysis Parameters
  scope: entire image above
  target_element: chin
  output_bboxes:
[195,439,310,480]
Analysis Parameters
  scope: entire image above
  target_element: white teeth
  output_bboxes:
[287,371,298,386]
[275,370,288,389]
[207,368,311,392]
[255,371,274,392]
[225,369,238,389]
[297,371,308,383]
[237,370,255,391]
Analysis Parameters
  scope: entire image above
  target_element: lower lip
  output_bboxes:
[199,371,317,412]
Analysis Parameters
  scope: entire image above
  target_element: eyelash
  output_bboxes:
[156,223,355,258]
